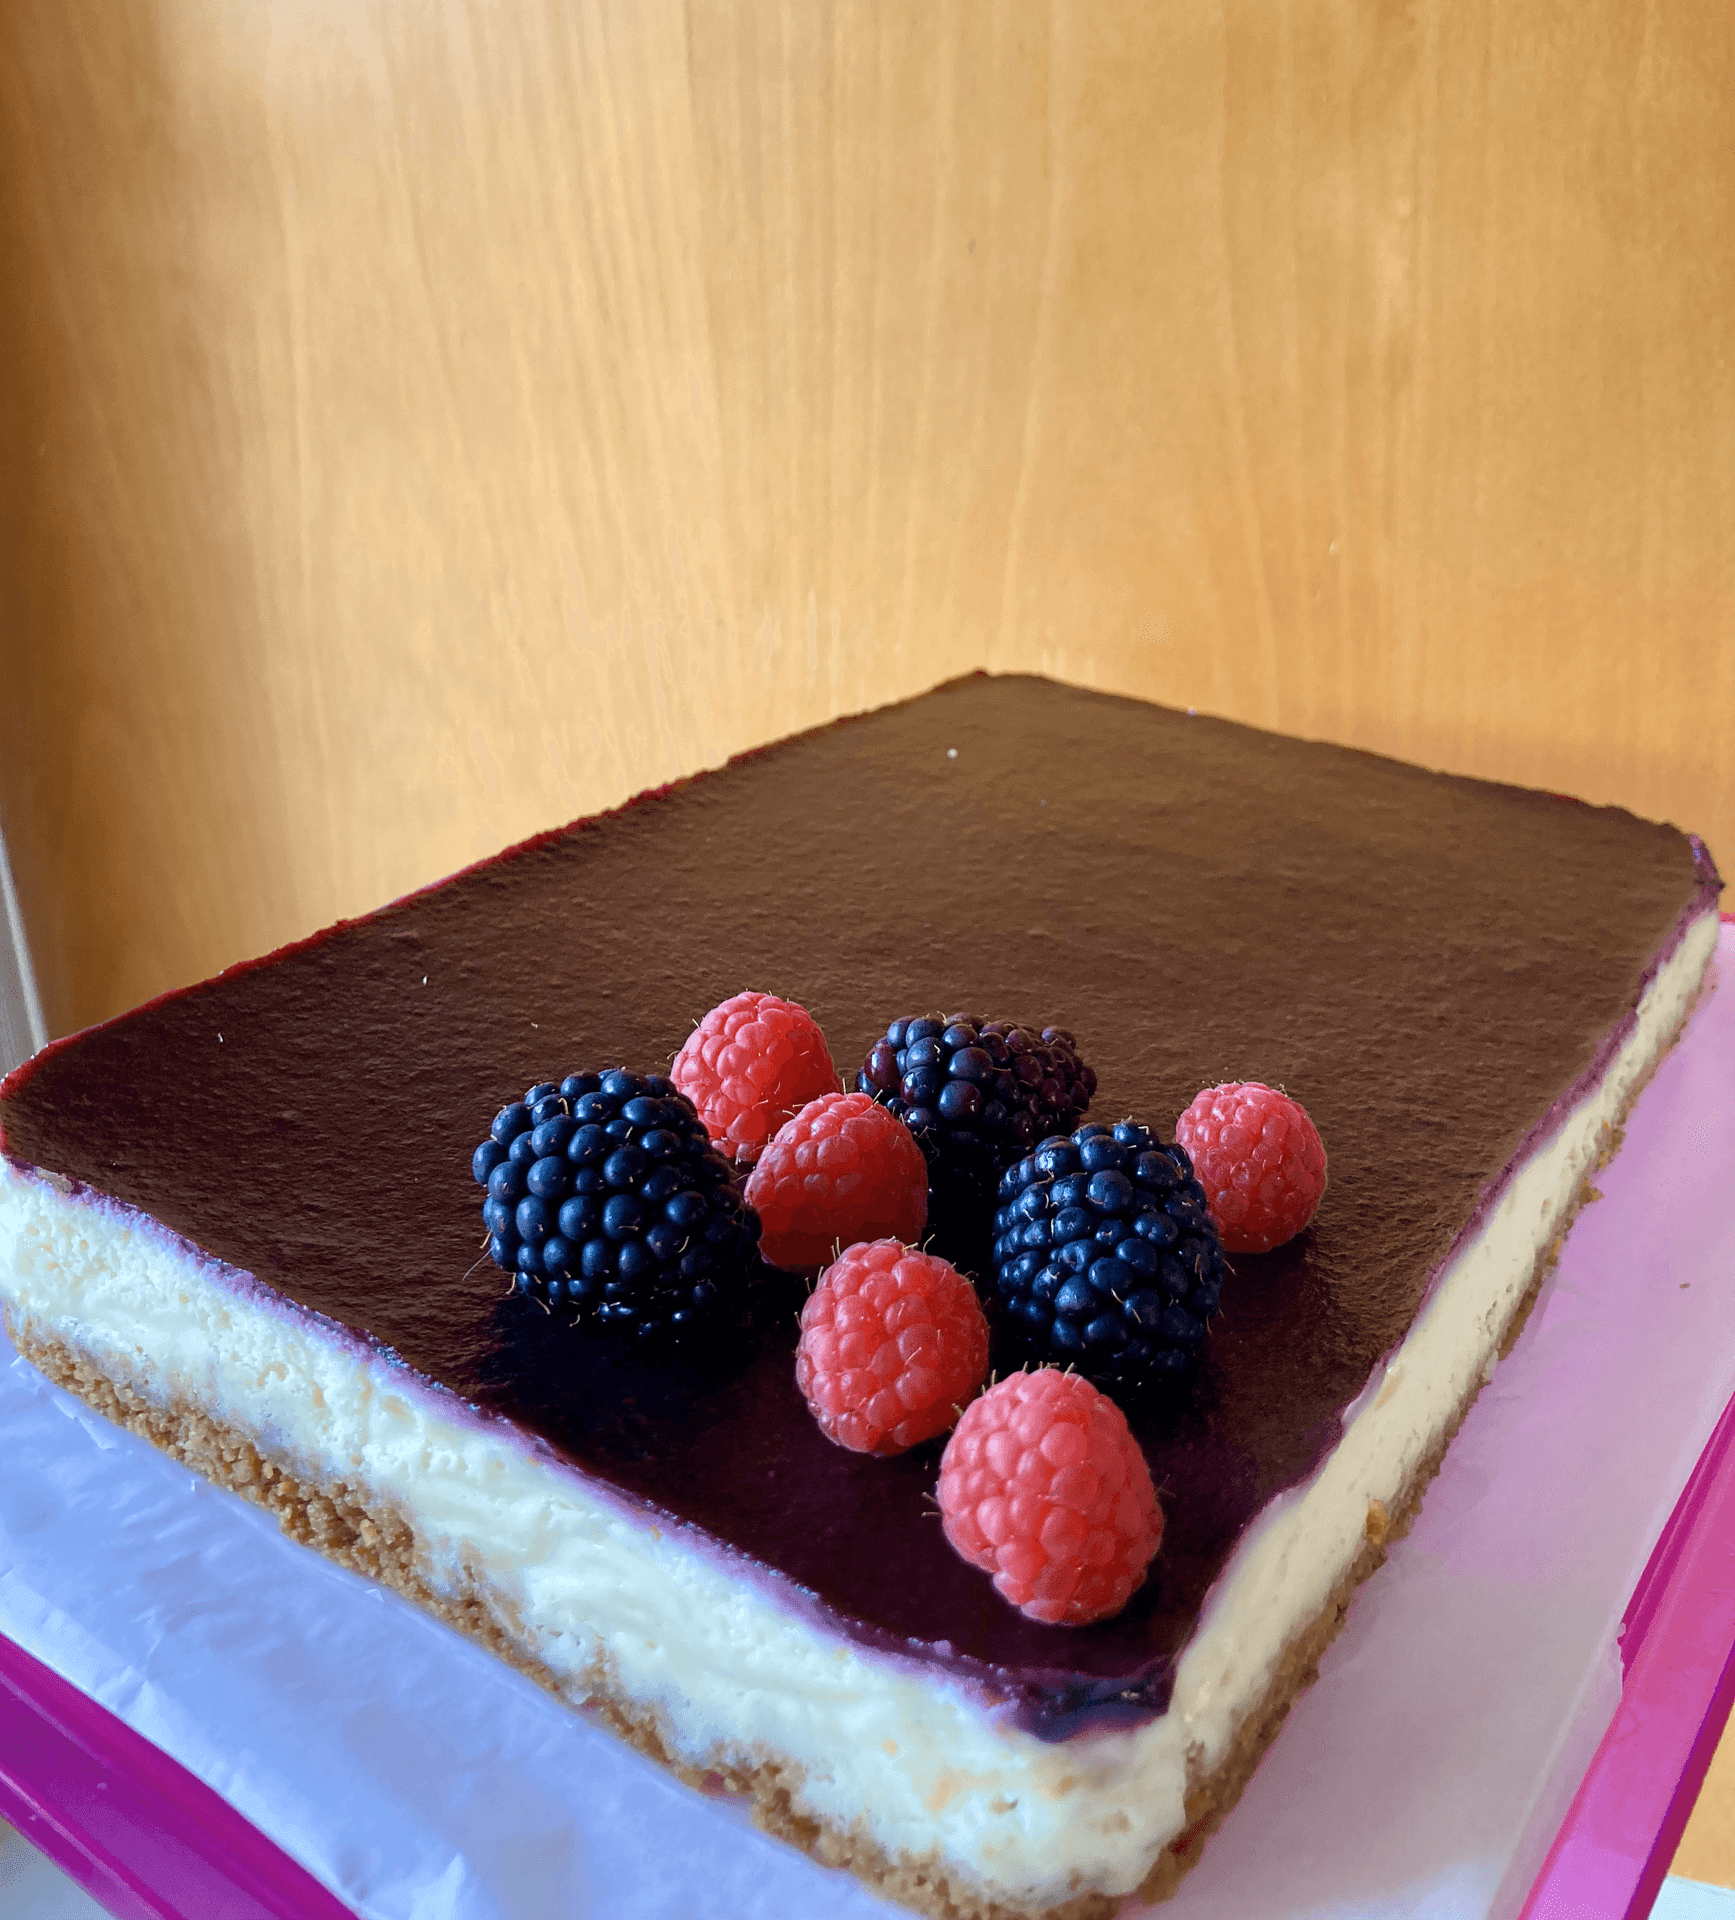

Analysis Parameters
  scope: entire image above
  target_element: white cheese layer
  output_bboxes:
[0,905,1717,1911]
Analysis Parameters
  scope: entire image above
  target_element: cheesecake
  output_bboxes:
[0,674,1721,1917]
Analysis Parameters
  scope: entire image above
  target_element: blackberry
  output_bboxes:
[470,1069,762,1339]
[857,1012,1097,1274]
[990,1121,1226,1397]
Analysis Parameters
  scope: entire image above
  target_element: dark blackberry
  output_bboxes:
[856,1012,1097,1273]
[471,1070,762,1340]
[990,1120,1226,1398]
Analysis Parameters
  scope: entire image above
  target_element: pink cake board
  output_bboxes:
[0,924,1732,1920]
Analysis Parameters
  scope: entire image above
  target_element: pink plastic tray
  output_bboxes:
[0,1627,356,1919]
[1521,1383,1735,1920]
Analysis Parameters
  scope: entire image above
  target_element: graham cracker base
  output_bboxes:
[5,953,1716,1920]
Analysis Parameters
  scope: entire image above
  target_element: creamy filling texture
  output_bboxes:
[0,907,1718,1909]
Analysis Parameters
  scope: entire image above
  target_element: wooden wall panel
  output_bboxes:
[0,0,1730,1047]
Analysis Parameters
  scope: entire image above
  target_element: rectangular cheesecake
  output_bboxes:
[0,674,1722,1919]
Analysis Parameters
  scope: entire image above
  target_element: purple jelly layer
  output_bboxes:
[1,675,1722,1740]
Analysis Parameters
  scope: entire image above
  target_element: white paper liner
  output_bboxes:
[1,929,1732,1920]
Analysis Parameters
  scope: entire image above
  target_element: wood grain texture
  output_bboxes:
[0,1,1731,1875]
[1677,1702,1735,1891]
[1,0,1730,1038]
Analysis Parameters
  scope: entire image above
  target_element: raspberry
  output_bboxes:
[1174,1082,1327,1253]
[937,1369,1163,1625]
[744,1092,928,1270]
[670,991,838,1164]
[795,1240,988,1454]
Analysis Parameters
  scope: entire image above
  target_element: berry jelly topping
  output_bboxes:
[670,991,838,1164]
[795,1239,989,1455]
[938,1368,1163,1625]
[1175,1082,1328,1252]
[744,1091,928,1271]
[8,674,1710,1734]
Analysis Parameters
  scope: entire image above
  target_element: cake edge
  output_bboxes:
[9,1321,1120,1920]
[1141,911,1723,1904]
[1,669,1720,1135]
[0,1148,1619,1920]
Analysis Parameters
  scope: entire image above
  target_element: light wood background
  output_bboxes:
[3,0,1731,1041]
[0,0,1731,1873]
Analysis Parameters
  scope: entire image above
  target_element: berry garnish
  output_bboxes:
[795,1240,988,1455]
[743,1092,928,1271]
[471,1070,762,1338]
[858,1012,1095,1169]
[669,991,838,1164]
[990,1121,1225,1396]
[937,1368,1163,1625]
[856,1013,1096,1274]
[1175,1082,1327,1253]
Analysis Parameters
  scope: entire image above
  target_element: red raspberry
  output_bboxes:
[937,1369,1162,1626]
[744,1092,929,1270]
[795,1240,988,1455]
[669,991,838,1164]
[1175,1081,1327,1253]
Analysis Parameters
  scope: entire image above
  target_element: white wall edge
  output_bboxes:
[0,825,48,1059]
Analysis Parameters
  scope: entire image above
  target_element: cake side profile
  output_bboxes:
[0,675,1723,1917]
